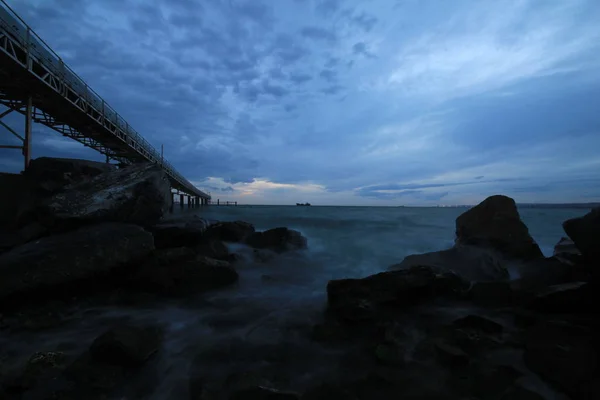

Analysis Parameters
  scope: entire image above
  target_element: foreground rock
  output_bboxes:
[38,163,171,229]
[204,220,256,242]
[455,195,543,260]
[151,215,213,249]
[327,266,469,323]
[90,325,162,367]
[0,223,154,302]
[390,245,508,282]
[246,227,308,253]
[563,207,600,263]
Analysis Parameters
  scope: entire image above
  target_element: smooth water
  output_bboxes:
[1,206,587,398]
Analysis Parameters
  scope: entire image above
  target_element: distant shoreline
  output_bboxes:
[210,203,600,209]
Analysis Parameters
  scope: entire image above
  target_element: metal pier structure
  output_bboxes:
[0,0,211,206]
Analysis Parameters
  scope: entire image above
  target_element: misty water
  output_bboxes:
[1,206,587,398]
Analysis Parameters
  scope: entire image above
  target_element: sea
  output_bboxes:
[2,205,589,399]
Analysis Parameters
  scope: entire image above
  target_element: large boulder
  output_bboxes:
[563,207,600,263]
[455,195,543,260]
[204,221,255,242]
[151,216,214,249]
[327,266,469,323]
[389,245,509,282]
[38,163,171,228]
[89,325,162,367]
[0,223,154,302]
[246,227,308,253]
[24,157,115,194]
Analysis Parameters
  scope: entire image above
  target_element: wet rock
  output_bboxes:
[89,325,162,367]
[434,339,470,367]
[390,245,509,282]
[563,207,600,263]
[327,266,469,323]
[154,246,196,265]
[301,383,358,400]
[3,351,67,393]
[499,383,545,400]
[514,256,576,290]
[374,343,405,367]
[452,315,503,335]
[0,172,44,231]
[204,220,256,242]
[195,240,231,261]
[523,321,598,400]
[529,281,594,313]
[0,223,154,302]
[553,236,582,263]
[151,216,213,249]
[246,227,308,253]
[230,386,300,400]
[39,163,171,229]
[254,249,277,263]
[455,195,543,260]
[448,363,521,399]
[468,281,514,307]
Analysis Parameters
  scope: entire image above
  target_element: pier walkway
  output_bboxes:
[0,1,210,203]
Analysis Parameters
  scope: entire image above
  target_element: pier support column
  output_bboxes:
[187,196,191,208]
[23,96,32,171]
[195,196,199,208]
[169,193,174,213]
[180,194,184,209]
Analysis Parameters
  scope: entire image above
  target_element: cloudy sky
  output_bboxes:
[1,0,600,205]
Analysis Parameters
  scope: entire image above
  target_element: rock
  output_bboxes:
[563,207,600,263]
[24,157,115,194]
[4,351,67,393]
[39,163,171,229]
[513,256,577,290]
[327,266,469,323]
[154,247,196,265]
[529,282,594,313]
[374,343,405,366]
[469,281,514,307]
[553,236,581,257]
[499,384,545,400]
[301,383,359,400]
[455,195,543,260]
[254,249,277,263]
[452,315,503,334]
[434,339,470,367]
[151,216,213,249]
[0,172,43,231]
[204,221,256,242]
[523,321,598,400]
[246,228,308,253]
[390,245,509,282]
[195,240,231,261]
[448,363,521,399]
[230,386,300,400]
[89,325,162,366]
[0,223,154,302]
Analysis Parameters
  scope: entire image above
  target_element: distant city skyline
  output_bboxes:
[1,0,599,206]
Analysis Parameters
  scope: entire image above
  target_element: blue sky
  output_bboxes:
[1,0,600,205]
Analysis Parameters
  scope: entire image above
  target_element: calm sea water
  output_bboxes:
[3,205,587,398]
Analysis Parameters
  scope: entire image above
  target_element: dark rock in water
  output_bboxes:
[434,339,470,367]
[523,321,598,400]
[2,351,67,394]
[230,386,300,400]
[452,315,503,334]
[154,246,196,265]
[529,282,594,313]
[246,227,308,253]
[195,240,231,261]
[39,163,171,229]
[448,363,521,399]
[0,223,154,302]
[499,383,545,400]
[468,281,514,307]
[553,236,582,260]
[327,266,469,323]
[24,157,115,194]
[389,245,509,282]
[254,249,277,263]
[563,207,600,263]
[151,216,213,249]
[204,220,255,242]
[89,325,162,367]
[301,383,359,400]
[514,256,578,290]
[455,195,543,260]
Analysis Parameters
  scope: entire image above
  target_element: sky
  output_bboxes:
[1,0,600,206]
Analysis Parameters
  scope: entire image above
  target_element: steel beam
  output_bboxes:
[23,95,31,170]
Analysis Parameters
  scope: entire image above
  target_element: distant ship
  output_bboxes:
[296,203,311,206]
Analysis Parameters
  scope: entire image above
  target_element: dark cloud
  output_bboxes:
[300,26,337,42]
[261,80,289,98]
[475,175,484,179]
[349,12,378,32]
[322,85,343,94]
[352,42,376,58]
[289,73,312,84]
[315,0,342,17]
[319,69,337,82]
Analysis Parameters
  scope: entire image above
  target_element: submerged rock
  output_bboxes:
[89,325,162,367]
[246,227,308,253]
[563,207,600,263]
[327,265,469,322]
[455,195,543,260]
[204,221,256,242]
[390,245,509,282]
[40,163,171,228]
[0,223,154,302]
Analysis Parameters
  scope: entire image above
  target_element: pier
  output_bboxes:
[0,1,213,203]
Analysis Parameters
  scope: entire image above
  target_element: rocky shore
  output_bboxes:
[0,158,598,399]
